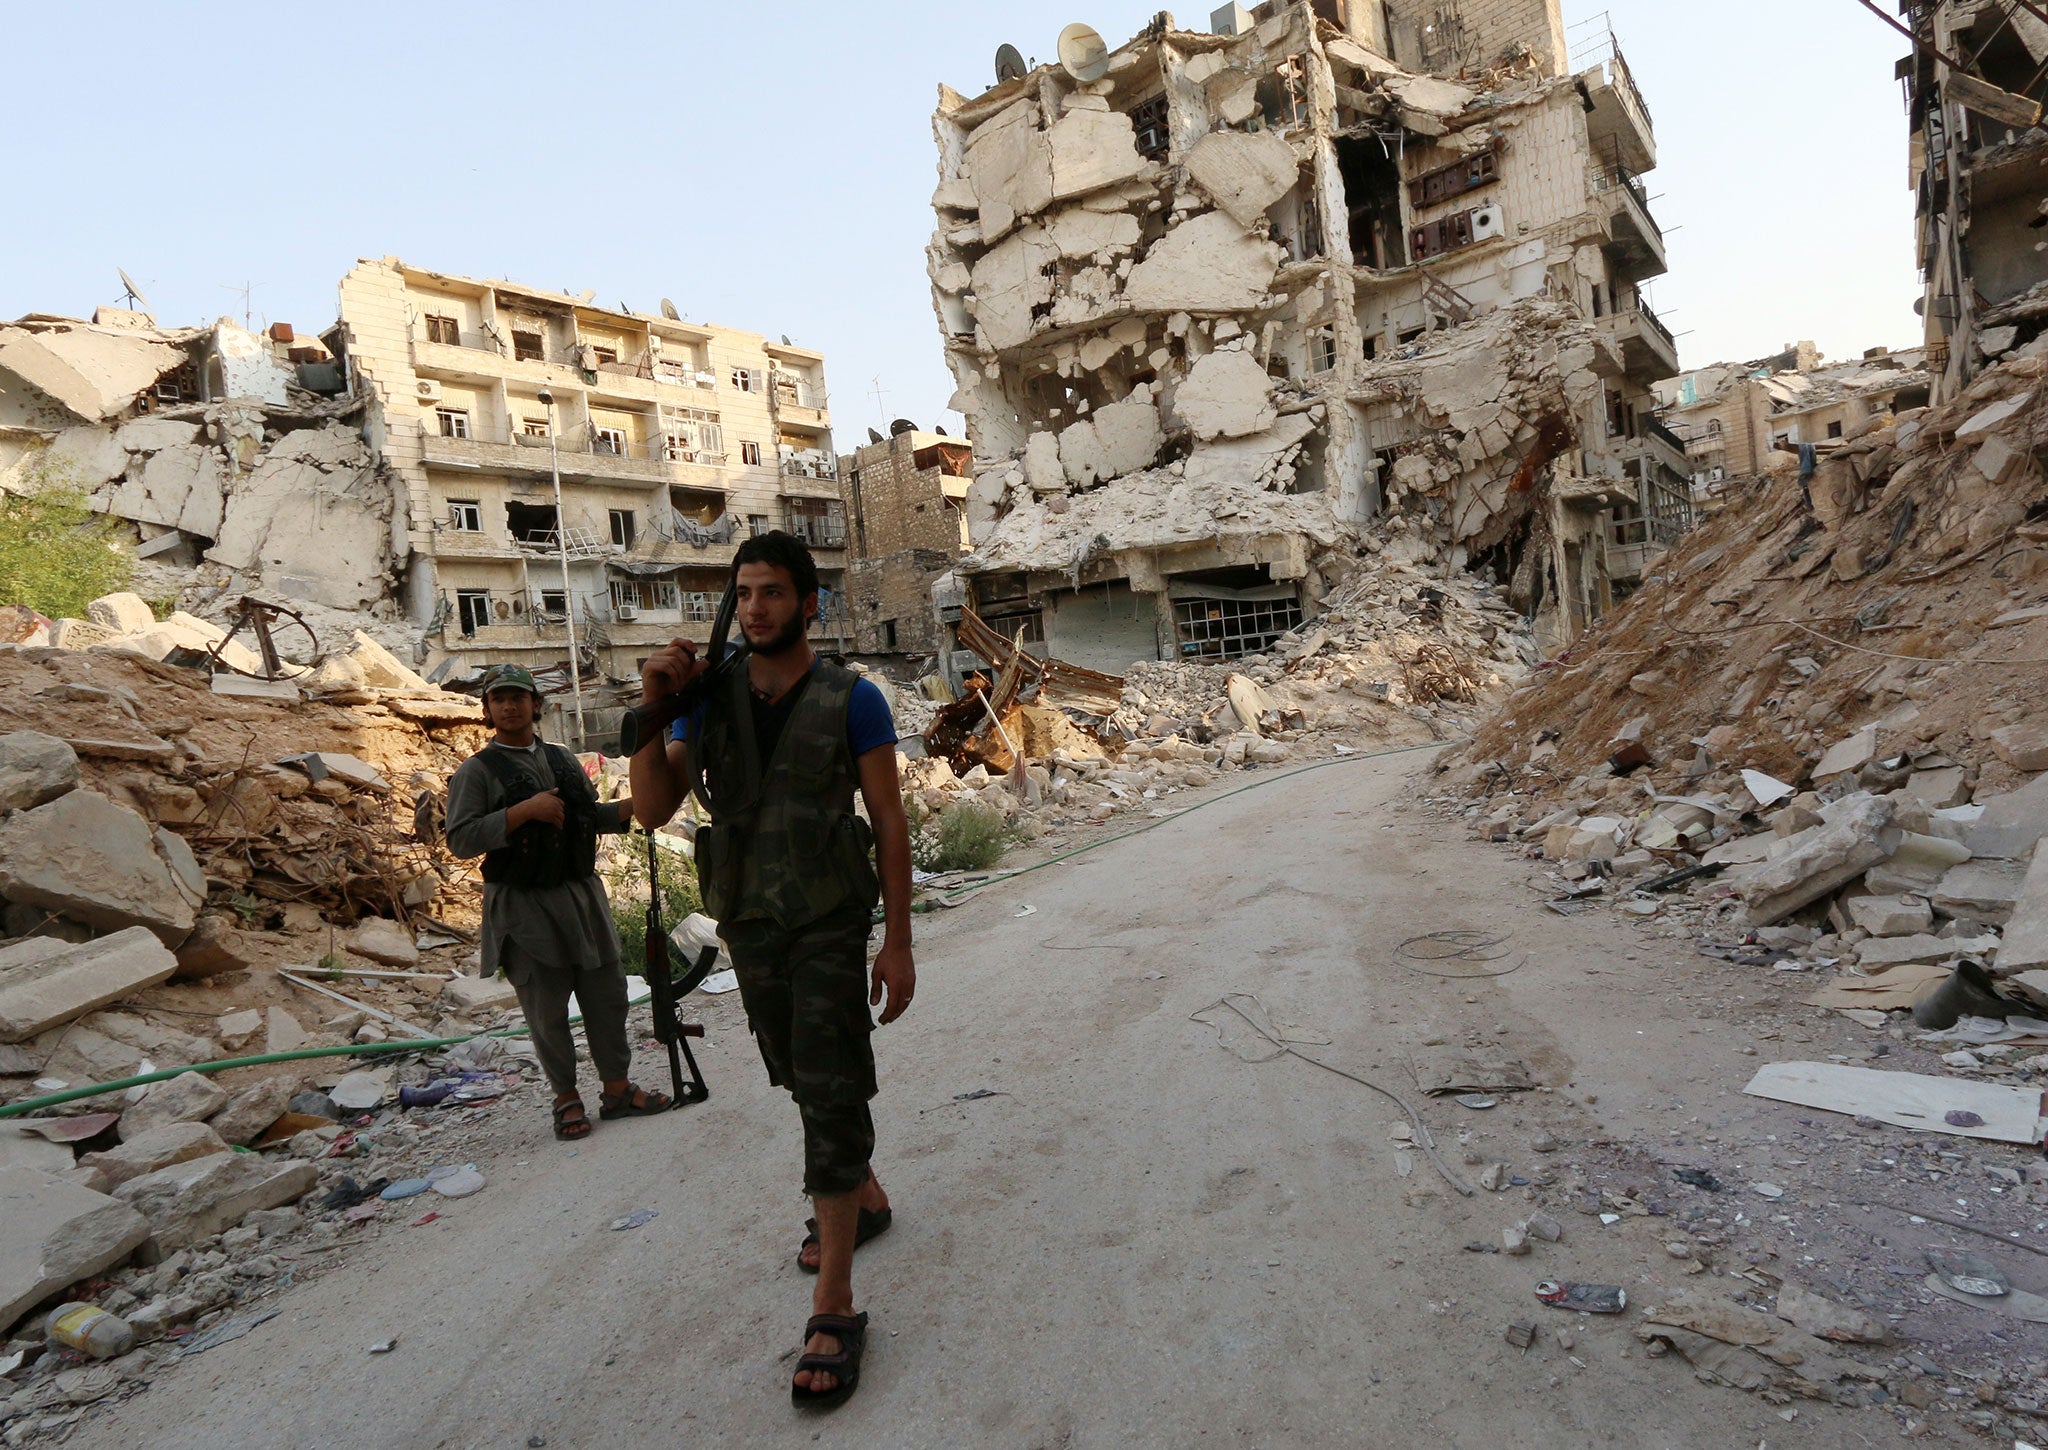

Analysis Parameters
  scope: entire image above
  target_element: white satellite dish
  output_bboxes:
[660,298,681,320]
[578,289,596,304]
[116,267,152,311]
[995,42,1027,83]
[1057,23,1109,82]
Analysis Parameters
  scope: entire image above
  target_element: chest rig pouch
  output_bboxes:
[474,742,600,889]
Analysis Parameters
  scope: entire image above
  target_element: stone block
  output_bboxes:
[1896,766,1969,810]
[119,1070,229,1140]
[1854,932,1999,968]
[1843,894,1933,937]
[84,593,156,634]
[172,916,251,980]
[0,1127,76,1175]
[0,732,79,815]
[1996,845,2048,975]
[265,1006,307,1053]
[79,1121,228,1189]
[113,1153,318,1255]
[1742,794,1901,925]
[347,918,417,967]
[205,1076,297,1147]
[1989,721,2048,774]
[0,792,197,946]
[0,926,179,1044]
[1813,727,1878,779]
[1932,859,2029,924]
[1862,830,1973,894]
[1961,775,2048,858]
[215,1008,262,1052]
[0,1166,152,1328]
[440,974,519,1015]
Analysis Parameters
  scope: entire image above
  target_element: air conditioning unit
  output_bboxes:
[414,379,443,402]
[614,601,640,621]
[1470,204,1506,241]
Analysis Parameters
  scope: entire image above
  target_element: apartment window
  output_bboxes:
[784,497,845,548]
[456,589,491,636]
[435,408,471,439]
[591,345,619,366]
[1129,93,1169,161]
[1174,592,1304,661]
[731,367,759,392]
[748,514,770,537]
[881,620,898,649]
[446,500,482,532]
[612,579,680,613]
[980,610,1044,645]
[512,330,545,362]
[594,426,628,456]
[540,589,567,615]
[1308,327,1337,373]
[1826,420,1844,439]
[154,363,198,403]
[609,508,636,547]
[425,314,461,345]
[521,417,550,437]
[740,441,762,466]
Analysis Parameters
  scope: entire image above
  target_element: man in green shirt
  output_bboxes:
[446,664,672,1140]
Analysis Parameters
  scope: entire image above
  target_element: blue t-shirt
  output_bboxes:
[669,659,897,760]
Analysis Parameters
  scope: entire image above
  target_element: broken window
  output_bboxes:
[1409,209,1477,263]
[436,408,471,439]
[456,590,491,636]
[539,589,567,615]
[663,407,724,461]
[730,367,759,393]
[741,441,763,466]
[447,500,482,532]
[1408,146,1500,208]
[521,416,550,437]
[609,509,636,547]
[748,514,769,537]
[591,345,619,366]
[1826,420,1843,439]
[506,501,559,547]
[611,578,679,614]
[1129,93,1169,161]
[881,620,898,649]
[1257,56,1307,128]
[1173,594,1303,661]
[1336,136,1406,270]
[512,330,545,362]
[980,610,1045,645]
[1309,326,1337,373]
[154,362,198,404]
[425,314,462,346]
[593,426,628,455]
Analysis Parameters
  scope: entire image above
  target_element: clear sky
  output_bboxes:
[1,1,1917,438]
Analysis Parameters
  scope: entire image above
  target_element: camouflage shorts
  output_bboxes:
[722,905,876,1197]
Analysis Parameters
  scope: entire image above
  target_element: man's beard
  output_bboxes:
[750,610,809,658]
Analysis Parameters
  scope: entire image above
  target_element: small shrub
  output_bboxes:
[926,799,1014,872]
[604,834,704,973]
[0,484,131,620]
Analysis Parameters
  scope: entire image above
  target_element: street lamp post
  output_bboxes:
[537,387,587,750]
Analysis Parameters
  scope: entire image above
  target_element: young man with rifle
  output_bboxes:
[445,664,673,1140]
[629,532,915,1410]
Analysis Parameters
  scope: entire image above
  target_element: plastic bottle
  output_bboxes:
[46,1302,136,1360]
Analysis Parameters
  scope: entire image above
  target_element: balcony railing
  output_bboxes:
[784,519,847,549]
[413,327,575,366]
[1642,413,1688,456]
[780,457,839,481]
[443,588,610,638]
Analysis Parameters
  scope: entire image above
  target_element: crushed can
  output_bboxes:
[1534,1279,1626,1314]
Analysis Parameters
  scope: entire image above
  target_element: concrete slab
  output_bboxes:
[0,1165,152,1327]
[0,926,179,1044]
[114,1153,318,1255]
[0,792,198,946]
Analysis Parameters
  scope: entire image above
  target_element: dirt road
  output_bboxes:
[71,750,1932,1448]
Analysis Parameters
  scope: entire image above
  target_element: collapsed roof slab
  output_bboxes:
[0,326,193,423]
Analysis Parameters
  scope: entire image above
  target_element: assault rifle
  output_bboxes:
[642,826,712,1107]
[616,580,750,758]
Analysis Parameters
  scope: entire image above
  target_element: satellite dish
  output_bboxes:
[578,289,596,304]
[781,334,792,345]
[890,417,919,436]
[619,300,632,314]
[1057,23,1109,82]
[116,268,152,311]
[867,428,886,445]
[660,298,681,320]
[995,42,1027,82]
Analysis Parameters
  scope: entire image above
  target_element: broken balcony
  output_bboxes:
[1594,301,1680,382]
[1594,167,1666,281]
[1579,39,1655,175]
[419,427,678,488]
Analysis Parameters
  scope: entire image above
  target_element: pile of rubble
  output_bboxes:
[1431,346,2048,1078]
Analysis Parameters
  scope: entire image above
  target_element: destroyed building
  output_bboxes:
[927,1,1691,665]
[1655,344,1931,502]
[0,307,390,621]
[333,259,849,682]
[836,425,971,657]
[1901,1,2048,400]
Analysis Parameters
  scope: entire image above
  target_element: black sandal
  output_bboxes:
[791,1311,867,1409]
[598,1083,674,1120]
[552,1099,592,1141]
[797,1206,893,1273]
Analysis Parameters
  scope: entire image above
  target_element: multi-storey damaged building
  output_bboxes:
[928,0,1690,665]
[334,258,845,679]
[836,426,971,657]
[1899,1,2048,402]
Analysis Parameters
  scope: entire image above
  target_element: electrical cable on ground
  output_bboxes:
[1396,930,1526,979]
[1191,992,1474,1198]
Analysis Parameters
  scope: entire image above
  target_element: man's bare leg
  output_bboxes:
[794,1189,861,1393]
[798,1171,888,1271]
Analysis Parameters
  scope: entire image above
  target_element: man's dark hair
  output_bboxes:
[731,530,819,599]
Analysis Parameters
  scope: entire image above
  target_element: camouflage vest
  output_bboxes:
[694,659,879,929]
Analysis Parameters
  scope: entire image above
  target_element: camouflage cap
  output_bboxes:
[481,663,541,697]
